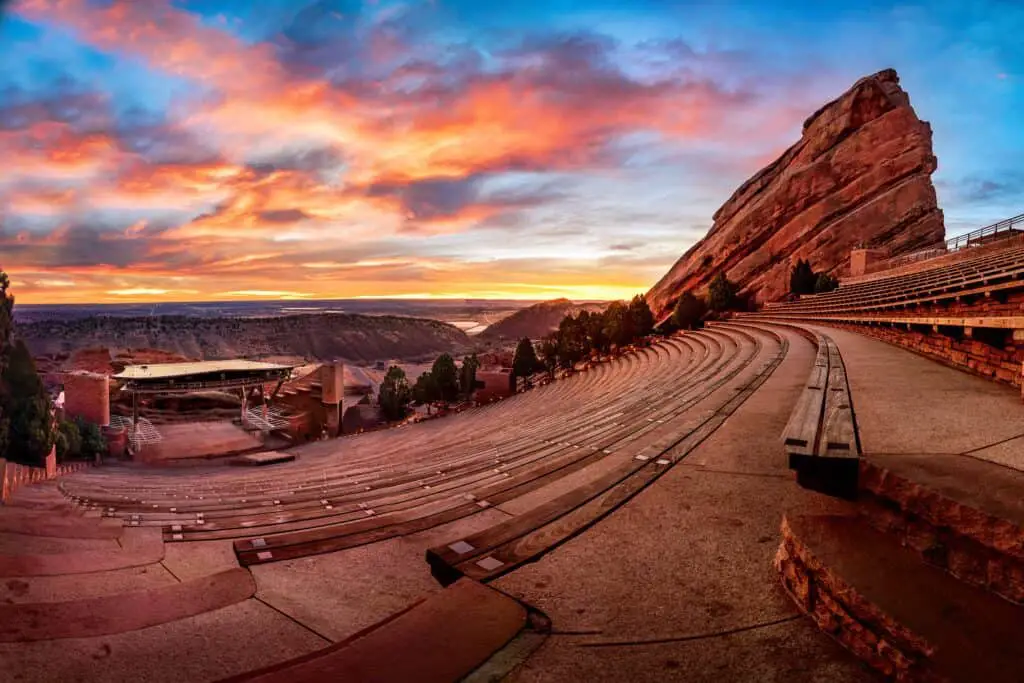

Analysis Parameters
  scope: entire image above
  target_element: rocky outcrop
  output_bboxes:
[648,69,945,317]
[480,298,606,340]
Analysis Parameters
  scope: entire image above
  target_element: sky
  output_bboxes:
[0,0,1021,304]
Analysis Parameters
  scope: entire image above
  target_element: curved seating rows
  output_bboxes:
[56,326,786,572]
[763,242,1024,316]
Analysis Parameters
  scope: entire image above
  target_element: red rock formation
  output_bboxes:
[647,69,945,317]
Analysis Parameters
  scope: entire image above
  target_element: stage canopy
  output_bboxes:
[115,360,294,394]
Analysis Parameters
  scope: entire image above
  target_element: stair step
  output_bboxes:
[777,513,1024,682]
[222,579,527,682]
[859,453,1024,602]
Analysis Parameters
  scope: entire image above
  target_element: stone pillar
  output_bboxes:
[45,447,56,478]
[63,372,110,427]
[849,248,888,277]
[320,362,344,437]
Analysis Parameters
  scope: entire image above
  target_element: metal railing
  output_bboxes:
[946,212,1024,252]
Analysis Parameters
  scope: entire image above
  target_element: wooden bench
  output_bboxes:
[425,325,788,586]
[782,332,860,498]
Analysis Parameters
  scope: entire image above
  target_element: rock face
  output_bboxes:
[647,69,945,317]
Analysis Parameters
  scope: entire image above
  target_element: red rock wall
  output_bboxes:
[648,69,945,318]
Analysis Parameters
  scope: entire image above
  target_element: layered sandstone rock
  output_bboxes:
[648,69,945,317]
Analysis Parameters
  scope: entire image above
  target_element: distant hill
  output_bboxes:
[19,313,471,364]
[480,299,607,341]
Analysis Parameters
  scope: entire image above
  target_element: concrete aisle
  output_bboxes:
[810,326,1024,470]
[493,328,875,682]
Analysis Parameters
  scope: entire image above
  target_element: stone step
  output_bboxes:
[0,567,255,642]
[776,513,1024,682]
[220,578,528,683]
[858,453,1024,603]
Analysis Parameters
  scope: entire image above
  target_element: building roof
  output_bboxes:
[115,360,293,381]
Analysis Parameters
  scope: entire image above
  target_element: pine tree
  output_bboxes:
[512,338,539,380]
[378,366,411,421]
[0,271,12,458]
[2,340,55,465]
[412,371,436,405]
[459,354,480,399]
[789,259,817,295]
[431,353,460,404]
[628,294,655,338]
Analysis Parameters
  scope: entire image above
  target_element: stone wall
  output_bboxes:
[831,322,1023,389]
[823,290,1024,388]
[1,454,90,503]
[859,460,1024,605]
[775,516,933,680]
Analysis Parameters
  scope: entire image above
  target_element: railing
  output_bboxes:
[946,212,1024,252]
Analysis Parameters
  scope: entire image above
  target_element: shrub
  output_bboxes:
[814,272,839,293]
[707,273,739,312]
[671,292,707,330]
[56,420,82,461]
[789,259,817,295]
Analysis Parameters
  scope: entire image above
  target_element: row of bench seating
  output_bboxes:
[56,326,787,574]
[781,330,861,498]
[763,242,1024,316]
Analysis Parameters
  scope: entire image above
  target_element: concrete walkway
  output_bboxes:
[810,326,1024,471]
[493,327,875,682]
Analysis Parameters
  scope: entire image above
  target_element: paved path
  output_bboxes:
[810,326,1024,470]
[494,327,875,682]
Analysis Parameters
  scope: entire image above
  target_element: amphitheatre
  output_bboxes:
[3,69,1024,683]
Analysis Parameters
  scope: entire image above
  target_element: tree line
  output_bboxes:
[0,270,104,466]
[505,295,657,378]
[789,259,839,295]
[377,352,481,421]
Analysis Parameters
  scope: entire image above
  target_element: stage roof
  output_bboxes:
[115,360,293,381]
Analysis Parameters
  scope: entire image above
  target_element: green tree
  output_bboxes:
[672,292,707,330]
[556,314,588,368]
[2,340,55,465]
[378,365,411,421]
[459,354,480,400]
[0,271,13,458]
[512,338,539,380]
[707,272,739,312]
[814,272,839,294]
[75,417,106,461]
[538,336,559,377]
[412,371,439,405]
[601,301,633,348]
[431,353,460,403]
[628,294,655,338]
[56,419,82,461]
[789,259,817,295]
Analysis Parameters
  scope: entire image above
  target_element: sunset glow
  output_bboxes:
[1,1,1021,304]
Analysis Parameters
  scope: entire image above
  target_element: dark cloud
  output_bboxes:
[258,208,311,223]
[247,145,347,176]
[942,173,1024,204]
[0,83,111,132]
[364,173,567,224]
